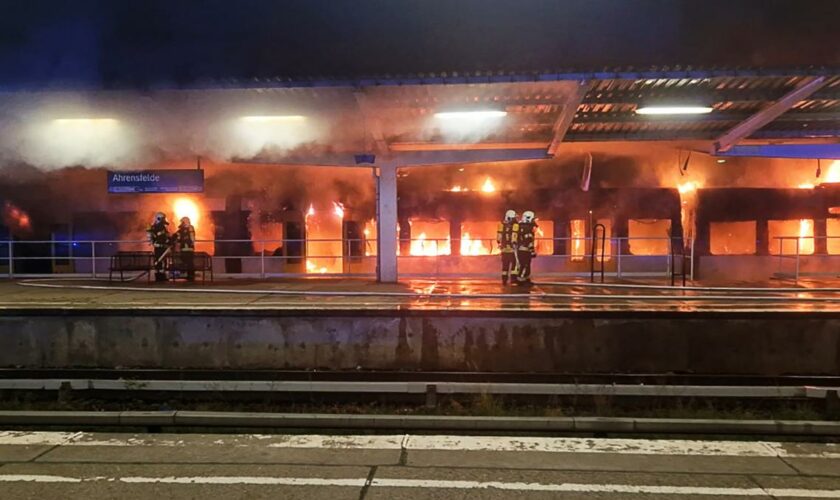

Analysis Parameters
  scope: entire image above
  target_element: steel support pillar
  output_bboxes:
[376,162,398,282]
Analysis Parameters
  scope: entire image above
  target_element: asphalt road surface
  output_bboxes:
[1,431,839,499]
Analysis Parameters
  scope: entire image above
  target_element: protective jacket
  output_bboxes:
[147,221,171,248]
[516,221,537,255]
[496,221,517,253]
[176,223,196,251]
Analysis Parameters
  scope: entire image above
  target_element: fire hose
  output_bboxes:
[125,245,173,283]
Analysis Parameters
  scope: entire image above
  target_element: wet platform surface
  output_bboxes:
[1,277,839,314]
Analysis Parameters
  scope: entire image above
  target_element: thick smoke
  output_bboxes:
[0,89,359,170]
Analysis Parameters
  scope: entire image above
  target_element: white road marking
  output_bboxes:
[1,431,839,458]
[119,476,366,486]
[0,474,839,497]
[0,474,82,483]
[372,479,840,497]
[402,435,779,457]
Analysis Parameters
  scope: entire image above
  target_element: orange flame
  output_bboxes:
[2,202,31,234]
[826,161,840,183]
[460,232,492,256]
[173,197,200,226]
[677,181,699,194]
[480,177,496,193]
[799,219,815,254]
[333,201,345,219]
[570,220,585,262]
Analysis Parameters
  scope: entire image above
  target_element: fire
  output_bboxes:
[768,219,814,255]
[304,202,344,273]
[173,197,200,227]
[2,201,31,234]
[480,177,496,193]
[826,161,840,183]
[677,180,701,245]
[409,220,451,256]
[460,232,492,256]
[799,219,814,254]
[570,219,586,261]
[169,196,214,252]
[333,201,345,219]
[410,232,450,256]
[363,219,377,256]
[305,260,327,274]
[798,183,815,189]
[677,181,698,194]
[447,177,497,193]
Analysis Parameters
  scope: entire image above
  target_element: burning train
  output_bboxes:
[1,160,839,281]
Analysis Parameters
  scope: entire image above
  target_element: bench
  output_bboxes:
[169,251,213,282]
[109,251,154,282]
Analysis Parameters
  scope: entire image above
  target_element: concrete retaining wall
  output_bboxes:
[0,313,838,375]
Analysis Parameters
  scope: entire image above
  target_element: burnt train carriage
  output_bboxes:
[694,184,840,279]
[396,187,683,276]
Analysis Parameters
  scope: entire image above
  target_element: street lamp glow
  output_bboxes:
[239,115,306,122]
[635,106,713,115]
[434,110,507,119]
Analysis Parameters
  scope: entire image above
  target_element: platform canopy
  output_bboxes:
[189,67,840,164]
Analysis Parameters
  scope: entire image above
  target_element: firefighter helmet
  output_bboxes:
[153,212,167,224]
[504,210,516,222]
[180,216,191,225]
[522,210,535,223]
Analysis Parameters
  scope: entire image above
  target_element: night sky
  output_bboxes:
[1,0,838,89]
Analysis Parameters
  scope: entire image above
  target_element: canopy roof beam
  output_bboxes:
[547,80,591,157]
[711,76,828,154]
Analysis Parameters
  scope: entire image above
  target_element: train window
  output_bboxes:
[408,219,450,256]
[710,221,757,255]
[460,221,498,255]
[534,220,554,256]
[628,219,671,256]
[569,220,586,261]
[828,218,840,255]
[768,220,814,255]
[362,219,377,256]
[595,219,612,262]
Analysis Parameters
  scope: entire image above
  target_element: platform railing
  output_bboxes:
[773,235,840,282]
[0,236,690,279]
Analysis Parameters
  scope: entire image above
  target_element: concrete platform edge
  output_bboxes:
[0,411,838,435]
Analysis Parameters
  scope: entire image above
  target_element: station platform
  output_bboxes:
[2,431,839,499]
[1,277,839,313]
[0,277,838,376]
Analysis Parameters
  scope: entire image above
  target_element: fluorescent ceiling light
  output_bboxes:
[434,110,507,119]
[53,118,119,124]
[635,106,713,115]
[240,115,306,122]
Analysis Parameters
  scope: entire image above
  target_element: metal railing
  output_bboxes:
[590,224,606,283]
[774,235,840,282]
[0,236,694,279]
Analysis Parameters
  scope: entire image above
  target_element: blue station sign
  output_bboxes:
[107,170,204,194]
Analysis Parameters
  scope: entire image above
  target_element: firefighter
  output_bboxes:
[176,216,197,281]
[146,212,171,282]
[497,209,518,285]
[515,210,537,285]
